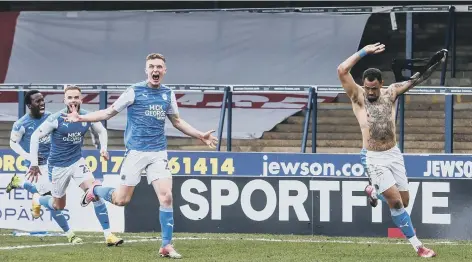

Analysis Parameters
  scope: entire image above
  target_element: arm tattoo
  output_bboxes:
[392,81,408,88]
[391,82,409,97]
[396,61,440,94]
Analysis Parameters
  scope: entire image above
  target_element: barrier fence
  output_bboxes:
[1,84,471,154]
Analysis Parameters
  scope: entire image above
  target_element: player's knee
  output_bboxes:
[159,192,173,207]
[392,200,404,210]
[114,195,131,206]
[401,194,410,207]
[53,202,66,210]
[402,199,409,208]
[114,200,127,206]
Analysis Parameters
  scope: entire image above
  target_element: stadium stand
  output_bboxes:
[162,13,472,153]
[0,12,471,154]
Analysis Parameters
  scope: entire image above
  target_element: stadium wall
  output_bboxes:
[1,11,369,86]
[1,149,471,240]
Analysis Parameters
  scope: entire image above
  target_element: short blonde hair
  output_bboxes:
[64,85,82,93]
[146,53,166,63]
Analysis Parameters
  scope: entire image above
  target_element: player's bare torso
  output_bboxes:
[351,87,397,151]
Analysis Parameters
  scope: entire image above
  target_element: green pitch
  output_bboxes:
[1,230,471,261]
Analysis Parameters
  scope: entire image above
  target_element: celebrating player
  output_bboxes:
[27,86,124,246]
[7,90,83,244]
[62,53,218,258]
[337,43,447,258]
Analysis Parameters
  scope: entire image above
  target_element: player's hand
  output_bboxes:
[430,49,448,65]
[410,49,448,84]
[26,166,41,183]
[61,104,81,123]
[100,149,109,161]
[200,130,218,149]
[363,43,385,55]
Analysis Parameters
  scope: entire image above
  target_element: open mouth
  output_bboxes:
[39,106,45,111]
[152,74,160,81]
[367,96,378,102]
[68,103,79,110]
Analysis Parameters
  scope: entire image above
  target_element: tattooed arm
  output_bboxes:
[390,49,448,100]
[387,73,419,101]
[389,70,434,101]
[337,52,364,101]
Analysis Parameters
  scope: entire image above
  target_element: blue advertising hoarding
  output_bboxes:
[1,149,471,238]
[0,149,471,179]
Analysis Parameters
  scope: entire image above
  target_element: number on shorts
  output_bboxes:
[164,159,170,171]
[79,164,90,174]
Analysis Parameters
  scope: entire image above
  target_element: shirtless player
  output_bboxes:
[337,43,447,258]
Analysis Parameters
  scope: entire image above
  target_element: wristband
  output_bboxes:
[358,49,367,58]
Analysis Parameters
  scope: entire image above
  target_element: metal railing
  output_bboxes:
[1,84,471,154]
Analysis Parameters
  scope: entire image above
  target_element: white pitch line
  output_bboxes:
[1,236,472,250]
[0,233,153,239]
[0,238,159,250]
[183,237,472,246]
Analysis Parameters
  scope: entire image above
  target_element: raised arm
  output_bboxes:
[337,53,363,100]
[389,49,448,100]
[63,87,134,123]
[78,107,119,122]
[387,74,419,101]
[337,43,386,100]
[10,123,30,161]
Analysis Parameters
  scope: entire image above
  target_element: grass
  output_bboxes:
[0,230,471,261]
